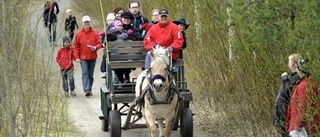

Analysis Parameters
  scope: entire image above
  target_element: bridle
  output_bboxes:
[140,66,177,105]
[148,67,169,84]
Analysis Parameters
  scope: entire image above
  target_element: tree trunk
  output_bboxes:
[192,0,202,60]
[227,0,234,63]
[1,0,16,136]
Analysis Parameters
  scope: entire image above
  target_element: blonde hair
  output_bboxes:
[288,53,302,64]
[66,9,72,14]
[151,9,159,15]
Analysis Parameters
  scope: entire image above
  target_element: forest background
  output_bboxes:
[1,0,320,136]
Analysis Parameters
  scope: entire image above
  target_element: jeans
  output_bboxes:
[69,31,75,42]
[80,60,96,92]
[61,69,75,91]
[144,52,152,69]
[48,22,57,42]
[100,48,106,73]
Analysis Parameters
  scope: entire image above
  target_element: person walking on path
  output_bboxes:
[64,9,79,42]
[43,0,59,44]
[56,36,76,97]
[73,15,101,96]
[273,54,302,137]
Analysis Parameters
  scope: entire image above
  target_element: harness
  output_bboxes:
[139,68,180,105]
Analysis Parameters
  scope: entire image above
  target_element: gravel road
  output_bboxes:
[31,0,210,137]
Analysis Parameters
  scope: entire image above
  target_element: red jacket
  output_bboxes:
[73,28,101,60]
[286,77,320,134]
[143,20,183,60]
[56,47,74,69]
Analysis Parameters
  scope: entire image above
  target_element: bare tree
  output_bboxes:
[1,0,17,136]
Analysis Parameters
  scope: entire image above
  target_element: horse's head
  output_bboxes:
[149,47,170,92]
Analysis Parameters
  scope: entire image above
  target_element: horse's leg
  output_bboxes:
[146,122,152,137]
[145,111,157,137]
[157,119,165,137]
[164,112,175,137]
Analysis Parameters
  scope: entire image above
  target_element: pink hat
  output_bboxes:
[113,20,123,28]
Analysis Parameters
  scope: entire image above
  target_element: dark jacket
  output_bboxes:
[123,23,143,41]
[108,23,143,42]
[43,2,59,23]
[182,31,187,49]
[132,12,148,33]
[103,22,117,41]
[65,15,79,32]
[273,72,300,127]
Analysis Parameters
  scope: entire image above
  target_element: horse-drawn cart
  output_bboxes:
[99,41,193,137]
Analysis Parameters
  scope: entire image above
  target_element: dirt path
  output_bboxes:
[31,1,209,137]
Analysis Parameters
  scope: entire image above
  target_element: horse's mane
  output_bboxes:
[152,47,169,65]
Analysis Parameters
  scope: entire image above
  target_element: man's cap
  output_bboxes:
[159,9,169,16]
[82,15,91,22]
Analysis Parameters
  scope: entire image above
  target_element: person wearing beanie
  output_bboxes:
[106,13,115,25]
[286,58,320,135]
[108,11,143,84]
[109,20,133,42]
[73,15,101,97]
[56,36,76,97]
[64,9,79,42]
[113,20,123,30]
[100,13,116,79]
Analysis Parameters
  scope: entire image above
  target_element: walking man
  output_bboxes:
[73,15,101,96]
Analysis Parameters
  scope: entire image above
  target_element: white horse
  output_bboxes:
[135,47,179,137]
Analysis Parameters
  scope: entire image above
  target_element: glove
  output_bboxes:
[289,129,308,137]
[153,44,160,49]
[122,33,128,39]
[281,72,288,81]
[281,72,288,77]
[142,30,146,36]
[127,29,133,35]
[99,31,105,37]
[167,46,173,52]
